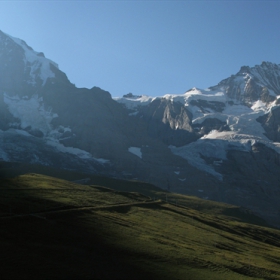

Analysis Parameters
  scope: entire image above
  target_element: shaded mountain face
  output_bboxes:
[1,30,280,227]
[257,106,280,142]
[136,98,198,146]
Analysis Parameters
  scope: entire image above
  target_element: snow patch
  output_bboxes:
[128,147,142,159]
[251,100,266,112]
[3,93,57,135]
[46,139,109,163]
[46,140,93,159]
[13,129,34,137]
[169,135,256,181]
[93,158,110,164]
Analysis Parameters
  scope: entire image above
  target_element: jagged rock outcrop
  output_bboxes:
[257,106,280,142]
[212,61,280,105]
[137,98,197,146]
[190,99,225,113]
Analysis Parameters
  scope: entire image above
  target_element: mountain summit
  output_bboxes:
[212,61,280,104]
[0,30,58,91]
[0,31,280,227]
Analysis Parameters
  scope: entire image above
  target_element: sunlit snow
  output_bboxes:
[113,95,157,111]
[251,100,267,112]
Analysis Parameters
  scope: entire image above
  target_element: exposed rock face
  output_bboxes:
[43,84,131,158]
[212,61,280,105]
[219,143,280,226]
[0,31,26,95]
[190,99,225,113]
[193,118,230,135]
[257,107,280,142]
[0,93,18,130]
[138,98,197,146]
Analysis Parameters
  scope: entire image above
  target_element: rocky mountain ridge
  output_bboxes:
[0,30,280,227]
[212,61,280,104]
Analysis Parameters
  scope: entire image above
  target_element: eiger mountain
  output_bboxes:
[1,30,280,227]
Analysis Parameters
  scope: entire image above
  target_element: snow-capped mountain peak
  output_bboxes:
[114,62,280,186]
[1,30,280,227]
[0,30,58,87]
[213,61,280,104]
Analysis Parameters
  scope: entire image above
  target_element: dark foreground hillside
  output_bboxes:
[1,173,280,279]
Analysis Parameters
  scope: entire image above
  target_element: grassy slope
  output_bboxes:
[0,173,280,279]
[0,161,270,227]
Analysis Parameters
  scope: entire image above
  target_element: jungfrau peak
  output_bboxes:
[213,61,280,104]
[0,30,280,228]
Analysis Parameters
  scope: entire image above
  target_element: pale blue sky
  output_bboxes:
[0,1,279,97]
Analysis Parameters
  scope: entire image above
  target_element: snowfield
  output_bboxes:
[128,147,142,159]
[46,139,110,164]
[3,93,57,135]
